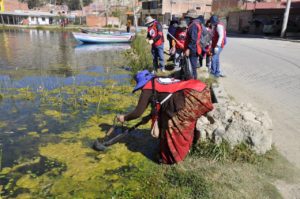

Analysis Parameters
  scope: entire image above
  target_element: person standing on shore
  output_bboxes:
[173,20,187,70]
[145,16,165,72]
[210,15,226,77]
[126,20,131,33]
[167,17,179,61]
[184,9,202,79]
[198,15,212,68]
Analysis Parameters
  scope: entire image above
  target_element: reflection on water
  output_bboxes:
[0,29,131,168]
[75,43,131,53]
[0,29,129,78]
[0,66,129,90]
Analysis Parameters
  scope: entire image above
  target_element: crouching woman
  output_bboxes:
[117,70,213,164]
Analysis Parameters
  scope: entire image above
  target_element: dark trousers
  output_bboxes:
[190,55,199,79]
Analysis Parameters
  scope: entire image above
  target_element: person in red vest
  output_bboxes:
[173,20,187,70]
[210,15,226,77]
[184,9,202,79]
[117,70,213,164]
[145,16,165,72]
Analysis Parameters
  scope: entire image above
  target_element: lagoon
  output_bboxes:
[0,29,151,198]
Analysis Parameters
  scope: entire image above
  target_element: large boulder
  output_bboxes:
[196,84,273,154]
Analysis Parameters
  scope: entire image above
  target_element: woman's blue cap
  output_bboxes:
[210,15,219,25]
[132,70,154,93]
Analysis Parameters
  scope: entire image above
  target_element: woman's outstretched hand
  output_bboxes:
[117,114,125,123]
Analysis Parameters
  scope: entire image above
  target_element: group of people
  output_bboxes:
[114,10,228,165]
[145,9,227,79]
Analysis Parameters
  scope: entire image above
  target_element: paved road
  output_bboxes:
[220,36,300,168]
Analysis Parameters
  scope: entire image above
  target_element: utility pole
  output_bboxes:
[132,0,138,33]
[80,0,84,25]
[281,0,292,38]
[170,0,175,20]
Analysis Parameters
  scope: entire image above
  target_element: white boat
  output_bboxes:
[72,32,134,44]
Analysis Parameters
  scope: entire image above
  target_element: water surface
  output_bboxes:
[0,29,132,168]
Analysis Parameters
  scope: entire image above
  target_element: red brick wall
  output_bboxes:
[212,0,240,13]
[4,0,28,11]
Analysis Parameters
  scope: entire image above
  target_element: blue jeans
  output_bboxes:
[190,55,198,79]
[151,44,165,70]
[211,47,223,77]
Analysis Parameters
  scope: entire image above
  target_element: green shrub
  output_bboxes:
[124,34,153,77]
[192,140,261,163]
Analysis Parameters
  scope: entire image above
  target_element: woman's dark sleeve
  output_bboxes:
[152,23,163,42]
[124,90,152,121]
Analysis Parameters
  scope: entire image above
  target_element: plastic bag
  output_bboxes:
[150,119,160,138]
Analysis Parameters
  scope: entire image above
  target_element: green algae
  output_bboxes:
[43,110,66,120]
[13,87,35,101]
[27,132,39,138]
[16,127,27,132]
[41,129,49,134]
[0,82,158,198]
[0,121,7,129]
[1,77,297,198]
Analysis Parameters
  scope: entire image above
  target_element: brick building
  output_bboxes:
[140,0,213,25]
[212,0,300,15]
[224,0,300,34]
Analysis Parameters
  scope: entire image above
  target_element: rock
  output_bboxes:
[197,84,273,154]
[213,127,225,145]
[211,83,230,104]
[197,116,210,125]
[242,111,256,122]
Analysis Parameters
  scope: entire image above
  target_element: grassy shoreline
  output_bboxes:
[0,24,84,32]
[0,24,130,32]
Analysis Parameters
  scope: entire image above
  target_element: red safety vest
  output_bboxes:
[175,29,187,50]
[185,21,202,55]
[148,21,164,47]
[143,78,207,93]
[212,22,226,48]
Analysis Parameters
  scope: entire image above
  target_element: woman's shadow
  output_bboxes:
[97,123,160,164]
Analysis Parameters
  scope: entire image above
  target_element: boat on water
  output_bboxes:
[72,32,134,44]
[80,28,130,35]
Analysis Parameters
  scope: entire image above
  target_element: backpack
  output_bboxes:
[200,24,211,48]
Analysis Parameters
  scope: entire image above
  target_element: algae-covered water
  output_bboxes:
[1,29,298,199]
[0,29,161,198]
